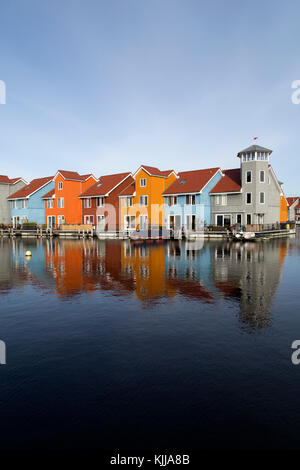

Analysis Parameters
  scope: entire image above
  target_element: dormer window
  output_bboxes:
[179,179,187,185]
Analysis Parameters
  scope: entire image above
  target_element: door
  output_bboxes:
[57,216,65,228]
[216,215,223,227]
[139,215,148,230]
[186,215,196,231]
[47,216,55,228]
[13,216,20,228]
[236,214,242,225]
[125,215,135,230]
[247,214,252,225]
[224,216,231,227]
[97,215,105,231]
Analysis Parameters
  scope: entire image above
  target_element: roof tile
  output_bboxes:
[163,168,220,195]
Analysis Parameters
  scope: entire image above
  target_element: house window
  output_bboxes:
[12,200,18,209]
[57,197,64,208]
[21,200,27,209]
[139,215,148,229]
[260,192,265,204]
[260,170,265,183]
[215,195,227,205]
[186,195,196,205]
[140,178,146,187]
[168,196,177,206]
[97,197,104,207]
[247,214,252,225]
[236,214,242,224]
[124,197,133,207]
[139,195,148,206]
[246,193,252,204]
[84,215,94,224]
[125,215,136,230]
[246,171,252,183]
[47,199,53,209]
[58,182,63,190]
[84,198,91,208]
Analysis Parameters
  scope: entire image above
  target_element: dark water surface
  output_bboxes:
[0,233,300,450]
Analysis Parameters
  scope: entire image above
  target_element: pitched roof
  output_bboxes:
[210,168,241,193]
[56,170,94,181]
[8,176,53,199]
[287,197,299,207]
[237,144,272,155]
[136,165,174,178]
[79,172,131,197]
[0,175,25,184]
[119,181,135,196]
[42,189,55,199]
[163,168,220,195]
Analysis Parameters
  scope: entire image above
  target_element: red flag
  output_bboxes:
[253,137,258,140]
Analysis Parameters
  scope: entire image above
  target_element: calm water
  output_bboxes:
[0,233,300,450]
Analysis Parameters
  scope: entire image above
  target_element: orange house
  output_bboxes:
[280,195,288,223]
[119,165,177,231]
[43,170,97,227]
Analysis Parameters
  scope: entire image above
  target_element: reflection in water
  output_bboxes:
[0,235,292,330]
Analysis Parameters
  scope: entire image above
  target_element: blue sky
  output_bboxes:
[0,0,299,194]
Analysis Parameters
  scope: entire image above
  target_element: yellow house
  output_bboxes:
[119,165,177,232]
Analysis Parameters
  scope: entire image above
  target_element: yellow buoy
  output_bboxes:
[25,250,32,257]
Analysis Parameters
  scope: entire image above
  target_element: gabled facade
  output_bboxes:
[44,170,97,227]
[120,165,177,231]
[287,197,299,221]
[79,172,133,231]
[0,175,28,224]
[8,176,54,226]
[210,145,282,227]
[162,168,222,231]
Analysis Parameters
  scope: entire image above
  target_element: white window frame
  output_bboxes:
[139,215,148,229]
[236,214,242,224]
[259,192,265,204]
[84,215,94,224]
[97,197,104,207]
[84,198,91,208]
[58,182,63,190]
[124,197,133,207]
[139,195,148,206]
[246,192,252,205]
[124,215,136,230]
[246,170,252,183]
[12,200,18,209]
[47,199,53,209]
[140,178,146,187]
[168,214,181,230]
[21,199,27,209]
[57,197,64,208]
[186,194,196,205]
[215,214,231,226]
[246,214,252,225]
[260,170,265,183]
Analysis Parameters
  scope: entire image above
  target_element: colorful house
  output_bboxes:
[162,168,222,231]
[8,176,54,227]
[119,165,177,232]
[287,197,299,222]
[43,170,97,227]
[0,175,28,224]
[79,172,133,231]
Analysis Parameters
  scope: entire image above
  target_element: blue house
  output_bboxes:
[8,176,54,226]
[162,167,222,231]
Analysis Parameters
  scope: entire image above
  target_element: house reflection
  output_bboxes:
[0,237,289,330]
[210,239,288,329]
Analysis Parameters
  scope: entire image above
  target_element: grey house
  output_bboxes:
[210,145,283,227]
[0,175,28,224]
